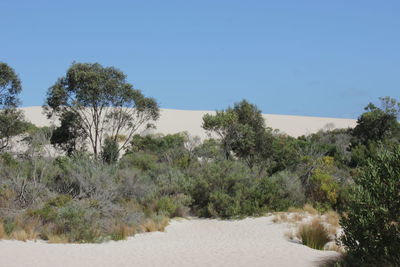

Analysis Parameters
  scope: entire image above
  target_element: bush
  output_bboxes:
[269,171,305,208]
[340,144,400,265]
[156,194,191,217]
[189,160,283,218]
[101,137,119,164]
[120,152,157,172]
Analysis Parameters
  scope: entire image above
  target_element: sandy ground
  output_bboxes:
[19,107,356,138]
[0,216,338,267]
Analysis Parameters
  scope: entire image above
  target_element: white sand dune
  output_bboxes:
[20,106,356,138]
[0,216,338,267]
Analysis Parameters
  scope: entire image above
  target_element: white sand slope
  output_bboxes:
[0,216,338,267]
[20,106,356,138]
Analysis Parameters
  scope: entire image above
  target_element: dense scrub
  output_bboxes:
[1,62,399,265]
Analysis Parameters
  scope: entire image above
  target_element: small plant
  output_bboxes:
[9,230,29,242]
[101,137,119,164]
[47,234,69,244]
[110,224,136,241]
[0,222,6,239]
[297,217,331,250]
[140,216,169,232]
[272,213,288,223]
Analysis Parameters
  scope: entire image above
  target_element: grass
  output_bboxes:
[110,224,136,241]
[140,216,169,233]
[272,213,288,223]
[288,207,303,213]
[303,204,318,215]
[272,211,306,224]
[0,222,5,239]
[324,211,340,228]
[9,230,29,241]
[297,217,331,250]
[47,234,69,243]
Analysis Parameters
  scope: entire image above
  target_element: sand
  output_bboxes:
[0,216,338,267]
[19,106,356,138]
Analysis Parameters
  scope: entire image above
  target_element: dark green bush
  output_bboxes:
[101,137,119,164]
[189,160,285,218]
[155,194,191,217]
[120,152,157,171]
[340,144,400,265]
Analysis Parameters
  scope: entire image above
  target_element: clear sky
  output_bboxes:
[1,0,399,118]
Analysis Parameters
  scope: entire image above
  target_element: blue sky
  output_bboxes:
[1,0,399,118]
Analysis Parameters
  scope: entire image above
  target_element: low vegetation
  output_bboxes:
[0,61,399,266]
[298,218,331,250]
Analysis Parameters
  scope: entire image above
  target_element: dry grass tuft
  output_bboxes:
[9,230,29,242]
[47,234,69,244]
[288,207,303,213]
[140,220,158,232]
[325,211,340,228]
[326,224,338,236]
[140,216,169,233]
[284,229,295,240]
[289,213,305,223]
[157,217,169,232]
[297,217,331,250]
[303,204,318,215]
[111,224,136,240]
[0,222,6,239]
[272,213,289,223]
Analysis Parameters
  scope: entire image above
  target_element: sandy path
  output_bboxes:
[0,216,337,267]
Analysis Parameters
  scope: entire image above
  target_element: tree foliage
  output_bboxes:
[101,136,119,164]
[202,100,273,170]
[44,62,159,157]
[340,144,400,265]
[0,63,29,151]
[0,62,22,108]
[351,97,400,147]
[0,109,31,151]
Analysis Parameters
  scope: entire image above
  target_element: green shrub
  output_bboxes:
[120,152,157,171]
[101,137,119,164]
[55,201,98,242]
[3,217,16,235]
[189,160,283,218]
[269,171,305,208]
[340,144,400,265]
[155,194,191,217]
[0,153,18,168]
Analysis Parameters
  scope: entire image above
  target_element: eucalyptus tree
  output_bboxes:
[0,62,26,151]
[351,97,400,147]
[0,62,22,108]
[202,100,274,170]
[44,62,159,157]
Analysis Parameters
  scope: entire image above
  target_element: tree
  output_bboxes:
[340,144,400,265]
[44,62,160,157]
[0,63,27,152]
[50,111,87,156]
[202,100,273,170]
[351,97,400,147]
[350,97,400,167]
[202,109,238,159]
[0,109,30,151]
[0,62,22,108]
[230,100,274,169]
